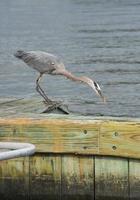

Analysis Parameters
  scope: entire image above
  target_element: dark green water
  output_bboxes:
[0,0,140,117]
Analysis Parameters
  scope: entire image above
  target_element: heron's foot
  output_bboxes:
[43,100,62,108]
[42,100,70,114]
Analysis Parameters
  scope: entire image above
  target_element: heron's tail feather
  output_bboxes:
[14,50,25,59]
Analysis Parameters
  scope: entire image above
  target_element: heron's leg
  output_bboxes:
[37,81,51,102]
[36,74,63,112]
[36,73,52,103]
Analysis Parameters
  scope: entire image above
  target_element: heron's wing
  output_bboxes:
[18,51,64,73]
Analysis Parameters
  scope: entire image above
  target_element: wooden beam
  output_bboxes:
[0,117,139,159]
[0,118,100,155]
[99,121,140,159]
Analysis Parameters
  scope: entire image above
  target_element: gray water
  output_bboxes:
[0,0,140,117]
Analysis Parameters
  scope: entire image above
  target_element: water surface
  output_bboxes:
[0,0,140,117]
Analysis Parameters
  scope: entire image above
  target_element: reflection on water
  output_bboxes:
[0,0,140,117]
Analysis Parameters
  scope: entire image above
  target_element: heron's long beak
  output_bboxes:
[97,89,106,103]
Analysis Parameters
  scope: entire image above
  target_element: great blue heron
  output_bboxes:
[14,50,106,111]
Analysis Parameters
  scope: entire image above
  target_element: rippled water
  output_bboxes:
[0,0,140,117]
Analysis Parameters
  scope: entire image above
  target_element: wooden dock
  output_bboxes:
[0,98,140,200]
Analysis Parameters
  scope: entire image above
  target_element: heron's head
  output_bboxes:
[80,76,106,103]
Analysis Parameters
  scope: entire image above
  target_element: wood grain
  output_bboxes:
[129,159,140,200]
[0,157,29,200]
[0,118,140,158]
[95,156,129,200]
[0,118,100,154]
[61,155,94,200]
[30,154,61,200]
[99,121,140,159]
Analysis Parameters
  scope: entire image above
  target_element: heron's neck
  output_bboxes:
[58,70,84,83]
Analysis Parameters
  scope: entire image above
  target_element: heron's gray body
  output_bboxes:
[15,50,65,74]
[14,50,106,103]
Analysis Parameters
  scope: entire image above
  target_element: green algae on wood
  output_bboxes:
[0,157,29,200]
[129,159,140,199]
[95,156,129,200]
[30,154,61,200]
[61,155,94,200]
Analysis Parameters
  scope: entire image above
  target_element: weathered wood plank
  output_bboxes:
[0,118,100,154]
[99,121,140,159]
[0,157,29,200]
[61,155,94,200]
[0,98,45,117]
[0,118,140,158]
[30,154,61,200]
[95,156,129,200]
[129,159,140,200]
